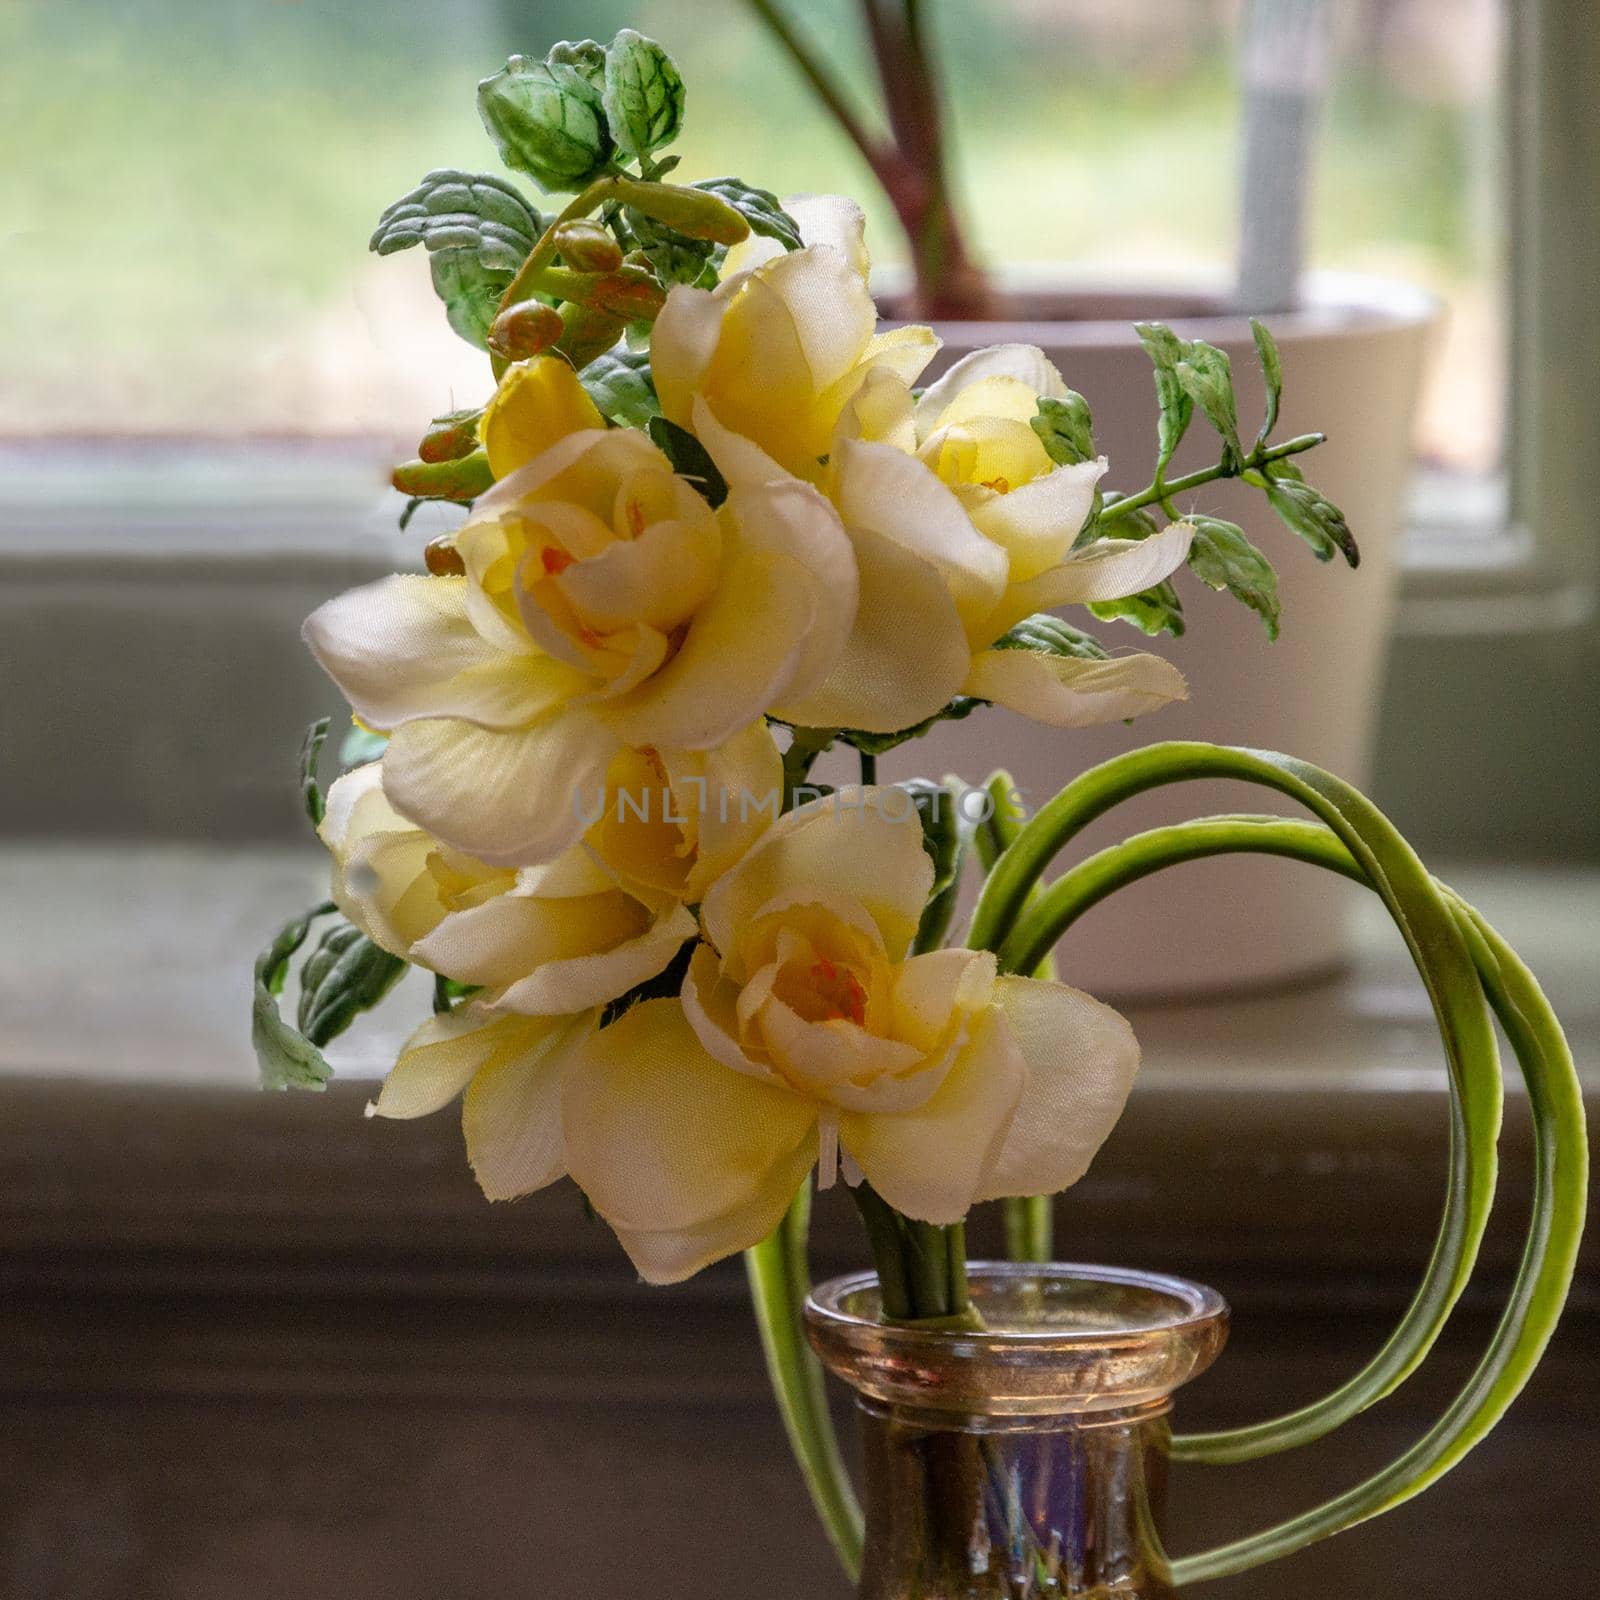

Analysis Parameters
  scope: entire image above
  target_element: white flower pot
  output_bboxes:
[887,272,1438,1000]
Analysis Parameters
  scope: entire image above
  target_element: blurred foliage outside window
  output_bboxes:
[3,0,1502,475]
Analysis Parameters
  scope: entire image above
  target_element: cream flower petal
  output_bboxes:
[974,975,1141,1201]
[841,1004,1026,1225]
[304,575,578,732]
[967,459,1108,583]
[890,948,998,1052]
[463,1012,591,1200]
[677,720,786,900]
[980,520,1198,643]
[604,1127,820,1285]
[773,521,970,735]
[755,996,925,1095]
[700,788,933,964]
[964,648,1188,728]
[689,395,788,489]
[410,885,646,990]
[754,245,877,393]
[563,998,818,1266]
[490,903,697,1016]
[833,438,1009,628]
[552,515,723,633]
[373,1004,558,1119]
[599,543,819,751]
[834,367,918,452]
[651,284,731,430]
[721,193,870,280]
[681,943,783,1080]
[721,478,857,700]
[382,712,618,867]
[481,355,606,480]
[914,343,1067,437]
[857,325,942,388]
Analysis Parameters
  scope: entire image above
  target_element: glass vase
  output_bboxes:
[805,1262,1229,1599]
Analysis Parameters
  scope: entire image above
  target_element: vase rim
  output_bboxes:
[805,1261,1229,1420]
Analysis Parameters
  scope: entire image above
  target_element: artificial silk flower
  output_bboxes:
[479,352,608,479]
[304,423,854,866]
[372,1002,590,1202]
[650,204,939,484]
[320,761,695,1016]
[563,789,1143,1284]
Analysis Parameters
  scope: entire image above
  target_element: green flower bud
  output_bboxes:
[614,177,750,245]
[478,53,615,193]
[391,450,494,502]
[602,29,686,160]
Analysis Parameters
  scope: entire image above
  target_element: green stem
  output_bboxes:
[1099,430,1324,522]
[744,1185,865,1579]
[1003,1195,1053,1264]
[858,750,877,785]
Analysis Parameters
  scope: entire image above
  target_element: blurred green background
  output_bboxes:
[3,0,1501,461]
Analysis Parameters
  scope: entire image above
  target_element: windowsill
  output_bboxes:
[3,442,1590,637]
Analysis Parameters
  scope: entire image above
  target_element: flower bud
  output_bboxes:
[391,450,494,502]
[418,408,484,464]
[613,177,750,245]
[478,54,614,193]
[424,537,467,577]
[586,267,667,321]
[553,219,625,274]
[487,299,565,362]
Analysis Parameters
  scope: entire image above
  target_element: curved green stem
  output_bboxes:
[749,743,1583,1587]
[982,798,1583,1580]
[745,1184,865,1579]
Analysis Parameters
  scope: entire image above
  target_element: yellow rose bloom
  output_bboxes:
[304,360,853,865]
[562,790,1143,1283]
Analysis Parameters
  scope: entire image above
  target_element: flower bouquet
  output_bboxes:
[253,30,1587,1598]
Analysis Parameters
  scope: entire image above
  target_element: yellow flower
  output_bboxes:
[653,198,1193,735]
[651,197,939,484]
[320,761,696,1017]
[358,720,783,1201]
[304,360,853,865]
[562,790,1142,1284]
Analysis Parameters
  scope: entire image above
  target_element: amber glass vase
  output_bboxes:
[805,1263,1229,1599]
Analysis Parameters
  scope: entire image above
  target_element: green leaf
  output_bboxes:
[1250,316,1283,443]
[299,717,329,828]
[602,30,686,160]
[1133,321,1195,471]
[1031,393,1096,466]
[339,723,388,767]
[295,919,408,1047]
[648,415,728,507]
[253,903,336,1092]
[691,177,803,252]
[991,613,1111,662]
[580,341,661,426]
[837,696,982,757]
[1173,340,1244,470]
[433,974,483,1015]
[478,52,615,193]
[371,169,542,348]
[1186,516,1281,640]
[1262,459,1360,566]
[1088,581,1186,638]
